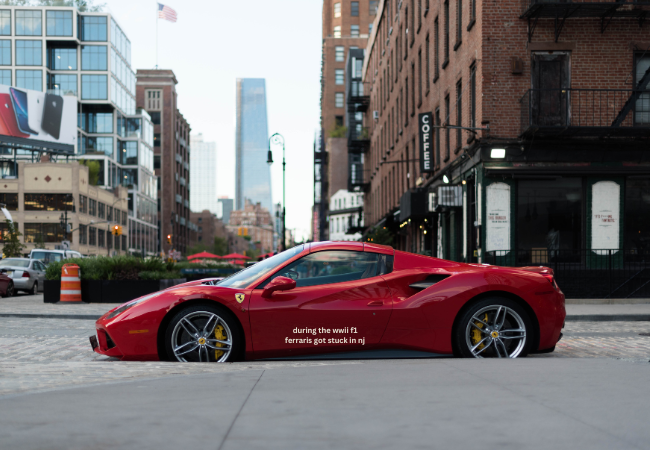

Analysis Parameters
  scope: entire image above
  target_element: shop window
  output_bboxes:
[625,179,650,253]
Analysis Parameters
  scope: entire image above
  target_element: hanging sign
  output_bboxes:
[591,181,620,254]
[418,112,434,173]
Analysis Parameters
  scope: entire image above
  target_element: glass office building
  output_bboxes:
[235,78,272,213]
[189,133,217,214]
[0,6,158,255]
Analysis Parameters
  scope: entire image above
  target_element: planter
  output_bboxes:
[43,278,187,303]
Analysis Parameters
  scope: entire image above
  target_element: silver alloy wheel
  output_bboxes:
[171,311,233,362]
[464,305,527,358]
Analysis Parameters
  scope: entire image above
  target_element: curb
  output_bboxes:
[565,314,650,322]
[0,313,102,320]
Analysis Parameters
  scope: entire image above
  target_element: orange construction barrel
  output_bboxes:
[60,264,82,302]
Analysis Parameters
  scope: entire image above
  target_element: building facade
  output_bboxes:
[227,199,274,254]
[189,208,249,255]
[136,69,191,256]
[235,78,272,213]
[0,5,158,256]
[217,197,233,224]
[313,0,376,241]
[189,133,217,214]
[1,161,128,256]
[328,189,364,241]
[360,0,650,298]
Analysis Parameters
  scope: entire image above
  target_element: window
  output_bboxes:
[98,229,105,248]
[146,90,162,110]
[0,193,18,210]
[46,10,72,36]
[16,40,42,66]
[335,46,345,62]
[16,70,42,91]
[470,0,476,23]
[0,10,9,35]
[24,194,73,211]
[334,2,341,18]
[444,94,450,160]
[80,16,107,41]
[351,1,359,16]
[443,1,449,65]
[333,25,341,38]
[24,224,64,243]
[81,45,107,70]
[89,226,97,246]
[119,141,138,165]
[411,63,415,115]
[335,69,344,85]
[107,206,113,222]
[435,108,441,167]
[79,195,87,214]
[81,75,107,100]
[404,77,409,126]
[79,224,87,245]
[335,92,344,108]
[149,111,161,125]
[434,18,440,80]
[351,25,359,38]
[16,10,41,36]
[48,48,76,70]
[122,234,127,251]
[470,64,476,130]
[635,54,650,124]
[47,74,77,96]
[98,202,106,219]
[625,179,650,252]
[80,111,112,133]
[456,79,462,150]
[154,154,161,169]
[0,69,9,85]
[370,1,379,15]
[418,0,422,29]
[456,0,462,48]
[82,136,113,156]
[0,40,9,65]
[89,199,97,216]
[264,251,391,288]
[418,49,422,105]
[335,115,344,126]
[369,23,373,34]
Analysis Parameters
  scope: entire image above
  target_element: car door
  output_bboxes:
[248,250,393,358]
[34,261,46,288]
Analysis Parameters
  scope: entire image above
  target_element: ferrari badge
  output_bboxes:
[235,293,245,303]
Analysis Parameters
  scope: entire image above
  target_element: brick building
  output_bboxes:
[189,209,248,255]
[360,1,650,297]
[313,0,377,241]
[136,70,191,256]
[227,200,274,254]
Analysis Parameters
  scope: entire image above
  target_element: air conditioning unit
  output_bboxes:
[373,111,379,120]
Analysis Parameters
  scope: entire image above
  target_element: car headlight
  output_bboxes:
[106,292,160,319]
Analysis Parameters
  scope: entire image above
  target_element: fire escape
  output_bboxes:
[346,49,371,194]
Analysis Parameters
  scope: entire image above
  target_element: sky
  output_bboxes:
[103,0,322,242]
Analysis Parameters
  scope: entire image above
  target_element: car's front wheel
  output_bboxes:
[455,298,532,358]
[165,304,241,362]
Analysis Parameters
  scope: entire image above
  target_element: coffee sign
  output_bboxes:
[418,112,434,173]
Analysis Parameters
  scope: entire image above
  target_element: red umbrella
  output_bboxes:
[222,253,251,260]
[187,251,222,260]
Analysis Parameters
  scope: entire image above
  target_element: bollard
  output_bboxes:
[60,263,82,302]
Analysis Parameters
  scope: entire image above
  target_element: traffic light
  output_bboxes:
[112,225,122,236]
[166,234,172,244]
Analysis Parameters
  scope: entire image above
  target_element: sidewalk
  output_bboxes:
[2,294,650,322]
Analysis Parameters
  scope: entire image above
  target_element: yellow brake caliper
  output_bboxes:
[214,324,226,360]
[470,313,489,350]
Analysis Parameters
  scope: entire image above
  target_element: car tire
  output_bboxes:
[29,281,38,296]
[455,297,533,359]
[4,282,14,298]
[165,304,242,363]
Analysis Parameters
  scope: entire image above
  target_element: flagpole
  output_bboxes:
[155,3,158,69]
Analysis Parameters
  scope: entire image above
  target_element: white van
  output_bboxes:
[29,249,83,265]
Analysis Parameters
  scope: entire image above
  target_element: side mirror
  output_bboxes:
[262,276,296,298]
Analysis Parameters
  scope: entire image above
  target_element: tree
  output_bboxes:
[1,219,25,257]
[213,236,228,256]
[79,159,101,185]
[33,232,46,249]
[32,0,105,11]
[365,227,394,246]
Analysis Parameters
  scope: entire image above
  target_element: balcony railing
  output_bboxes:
[485,249,650,299]
[348,126,370,153]
[521,1,650,19]
[520,88,650,138]
[347,81,370,112]
[348,163,370,191]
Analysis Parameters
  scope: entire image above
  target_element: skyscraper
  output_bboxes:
[189,133,217,214]
[235,78,272,213]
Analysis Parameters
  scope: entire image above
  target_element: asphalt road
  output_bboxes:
[0,358,649,450]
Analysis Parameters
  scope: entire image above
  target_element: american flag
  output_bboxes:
[158,3,177,22]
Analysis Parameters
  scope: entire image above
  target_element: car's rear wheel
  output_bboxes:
[3,282,14,298]
[165,304,241,362]
[29,281,38,295]
[455,298,532,358]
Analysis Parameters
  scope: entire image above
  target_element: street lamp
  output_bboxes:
[267,132,286,251]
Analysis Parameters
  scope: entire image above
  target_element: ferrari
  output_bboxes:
[91,241,565,361]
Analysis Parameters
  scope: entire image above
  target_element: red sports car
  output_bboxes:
[91,242,565,361]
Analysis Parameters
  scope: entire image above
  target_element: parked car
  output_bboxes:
[29,249,83,265]
[91,241,566,362]
[0,269,13,297]
[0,258,46,295]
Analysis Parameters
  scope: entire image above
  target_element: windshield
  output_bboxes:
[217,245,304,288]
[0,259,30,268]
[31,252,63,264]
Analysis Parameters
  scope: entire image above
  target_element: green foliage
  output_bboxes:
[365,227,394,246]
[1,219,25,257]
[213,236,228,255]
[138,271,182,280]
[79,159,101,186]
[32,0,105,10]
[33,232,46,249]
[329,125,348,138]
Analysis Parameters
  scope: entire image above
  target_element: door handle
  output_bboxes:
[367,300,383,307]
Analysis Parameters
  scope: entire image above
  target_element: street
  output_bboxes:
[1,294,649,449]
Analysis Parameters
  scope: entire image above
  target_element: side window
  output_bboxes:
[269,251,382,288]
